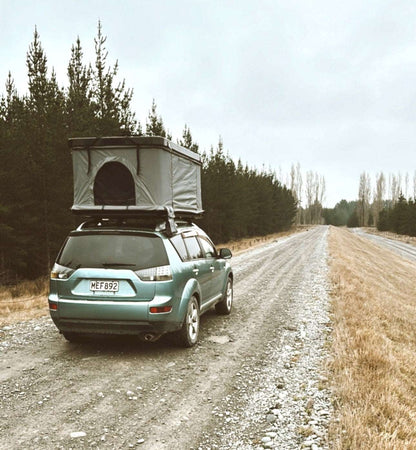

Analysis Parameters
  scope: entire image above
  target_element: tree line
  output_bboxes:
[355,171,416,235]
[322,200,358,227]
[200,139,296,243]
[286,163,326,226]
[377,196,416,236]
[0,24,297,283]
[323,171,416,235]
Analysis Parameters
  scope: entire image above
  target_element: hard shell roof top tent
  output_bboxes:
[69,136,203,233]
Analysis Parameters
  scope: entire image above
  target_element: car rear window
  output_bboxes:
[57,233,169,270]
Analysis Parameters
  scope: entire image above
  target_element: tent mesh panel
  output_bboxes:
[94,162,135,206]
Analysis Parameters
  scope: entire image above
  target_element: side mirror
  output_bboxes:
[219,248,232,259]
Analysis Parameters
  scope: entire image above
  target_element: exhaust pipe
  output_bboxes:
[141,333,162,342]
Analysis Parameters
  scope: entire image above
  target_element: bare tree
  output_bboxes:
[404,172,409,199]
[305,170,314,224]
[289,163,303,225]
[414,170,416,199]
[358,172,371,226]
[398,172,403,199]
[289,164,296,196]
[373,172,385,226]
[303,170,325,224]
[314,175,326,224]
[390,173,405,204]
[390,174,399,204]
[319,175,326,221]
[295,163,303,224]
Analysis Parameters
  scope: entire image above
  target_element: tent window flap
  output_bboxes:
[94,162,135,206]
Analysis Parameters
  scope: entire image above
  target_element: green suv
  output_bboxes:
[48,219,233,347]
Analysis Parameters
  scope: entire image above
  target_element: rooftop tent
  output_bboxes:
[69,136,203,218]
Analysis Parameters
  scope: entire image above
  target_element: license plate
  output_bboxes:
[90,280,119,292]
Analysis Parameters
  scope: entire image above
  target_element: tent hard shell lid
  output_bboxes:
[69,136,203,219]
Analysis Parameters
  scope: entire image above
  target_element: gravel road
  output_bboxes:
[0,226,332,450]
[351,228,416,262]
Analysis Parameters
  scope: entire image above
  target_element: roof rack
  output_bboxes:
[74,207,199,236]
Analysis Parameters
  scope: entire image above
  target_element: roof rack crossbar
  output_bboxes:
[76,207,180,236]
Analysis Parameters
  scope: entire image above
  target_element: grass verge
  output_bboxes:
[0,277,49,327]
[328,226,416,449]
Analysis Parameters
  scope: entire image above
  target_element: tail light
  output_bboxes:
[135,265,172,281]
[48,302,58,311]
[50,263,74,280]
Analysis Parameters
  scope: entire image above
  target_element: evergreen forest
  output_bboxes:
[377,196,416,236]
[322,200,358,227]
[0,25,297,283]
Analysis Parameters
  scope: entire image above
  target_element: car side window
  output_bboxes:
[170,234,188,261]
[198,236,217,258]
[183,236,203,260]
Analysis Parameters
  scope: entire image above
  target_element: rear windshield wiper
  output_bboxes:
[61,262,82,270]
[102,263,136,267]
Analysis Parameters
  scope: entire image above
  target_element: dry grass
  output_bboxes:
[328,226,416,449]
[0,277,48,327]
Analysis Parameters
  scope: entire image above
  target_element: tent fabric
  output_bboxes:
[70,136,203,217]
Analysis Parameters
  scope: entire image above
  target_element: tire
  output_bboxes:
[215,277,233,315]
[175,296,200,347]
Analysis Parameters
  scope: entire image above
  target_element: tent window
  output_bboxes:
[94,162,135,206]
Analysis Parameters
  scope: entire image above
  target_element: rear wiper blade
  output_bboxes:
[102,263,136,267]
[61,262,82,270]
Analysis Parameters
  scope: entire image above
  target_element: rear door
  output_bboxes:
[197,235,223,300]
[182,234,212,304]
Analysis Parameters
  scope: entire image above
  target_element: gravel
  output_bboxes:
[0,226,333,450]
[197,227,333,449]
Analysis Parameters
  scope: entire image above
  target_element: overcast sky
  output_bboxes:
[1,0,416,207]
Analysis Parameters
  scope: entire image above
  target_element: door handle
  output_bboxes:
[192,268,199,275]
[210,266,215,272]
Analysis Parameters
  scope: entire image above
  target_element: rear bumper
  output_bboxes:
[48,295,182,336]
[50,317,181,335]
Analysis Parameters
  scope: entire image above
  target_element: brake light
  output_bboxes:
[50,263,74,280]
[150,306,172,314]
[135,265,172,281]
[51,271,68,279]
[48,302,58,311]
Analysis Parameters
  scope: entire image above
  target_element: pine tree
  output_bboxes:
[26,28,48,119]
[93,21,137,135]
[66,37,95,136]
[25,28,71,274]
[146,99,168,137]
[178,124,199,152]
